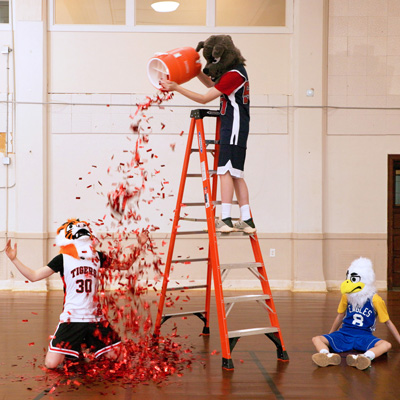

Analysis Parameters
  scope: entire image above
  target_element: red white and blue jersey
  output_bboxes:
[215,64,250,148]
[48,252,107,323]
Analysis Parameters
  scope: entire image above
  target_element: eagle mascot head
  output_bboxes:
[340,257,376,309]
[56,219,97,260]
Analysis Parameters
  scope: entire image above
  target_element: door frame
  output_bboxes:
[387,154,400,290]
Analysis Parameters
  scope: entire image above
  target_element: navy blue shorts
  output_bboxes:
[217,144,246,178]
[323,330,381,353]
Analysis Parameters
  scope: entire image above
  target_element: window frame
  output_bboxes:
[0,0,10,30]
[48,0,293,33]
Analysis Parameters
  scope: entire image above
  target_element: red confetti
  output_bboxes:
[21,91,195,393]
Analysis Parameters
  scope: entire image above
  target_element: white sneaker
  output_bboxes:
[233,219,256,234]
[346,354,371,370]
[312,352,341,367]
[215,218,235,233]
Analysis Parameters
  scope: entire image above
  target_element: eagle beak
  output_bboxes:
[340,280,365,295]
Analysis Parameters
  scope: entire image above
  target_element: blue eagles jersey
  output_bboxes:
[216,64,250,148]
[341,298,377,334]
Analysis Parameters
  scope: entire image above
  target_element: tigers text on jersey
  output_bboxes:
[215,64,250,148]
[48,252,106,323]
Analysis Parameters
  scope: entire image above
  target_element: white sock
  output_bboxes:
[221,203,232,220]
[320,349,329,354]
[364,350,375,360]
[240,204,251,221]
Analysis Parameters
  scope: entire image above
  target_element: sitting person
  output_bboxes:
[312,257,400,370]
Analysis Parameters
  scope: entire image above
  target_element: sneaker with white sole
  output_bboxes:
[346,354,371,370]
[233,218,256,234]
[215,217,235,233]
[312,352,341,367]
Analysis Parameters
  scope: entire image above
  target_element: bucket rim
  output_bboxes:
[147,57,170,90]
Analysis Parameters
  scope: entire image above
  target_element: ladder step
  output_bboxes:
[179,217,208,222]
[176,230,248,236]
[224,294,271,304]
[187,171,216,177]
[228,327,279,339]
[182,200,239,207]
[167,284,208,291]
[221,262,263,270]
[176,230,209,235]
[179,217,239,223]
[171,257,209,263]
[191,149,215,153]
[205,139,220,145]
[163,310,205,319]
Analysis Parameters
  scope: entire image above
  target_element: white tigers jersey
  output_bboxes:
[48,252,106,323]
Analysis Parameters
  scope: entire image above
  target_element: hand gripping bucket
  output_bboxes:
[147,47,202,90]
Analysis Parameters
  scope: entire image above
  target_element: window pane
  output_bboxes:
[216,0,286,27]
[55,0,125,25]
[396,170,400,206]
[0,1,9,24]
[136,0,206,26]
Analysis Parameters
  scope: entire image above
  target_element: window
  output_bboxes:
[55,0,125,25]
[395,169,400,206]
[51,0,292,33]
[136,0,206,26]
[0,0,9,24]
[216,0,286,27]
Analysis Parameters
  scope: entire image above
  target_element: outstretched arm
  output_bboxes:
[385,319,400,345]
[160,79,221,104]
[5,239,54,282]
[197,71,215,88]
[329,313,345,333]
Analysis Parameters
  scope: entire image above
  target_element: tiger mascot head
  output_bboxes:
[56,219,97,259]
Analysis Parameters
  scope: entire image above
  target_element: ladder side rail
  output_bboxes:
[204,116,221,335]
[195,117,232,366]
[154,118,196,336]
[249,234,287,351]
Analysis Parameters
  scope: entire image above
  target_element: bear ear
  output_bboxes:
[212,44,225,58]
[196,41,205,52]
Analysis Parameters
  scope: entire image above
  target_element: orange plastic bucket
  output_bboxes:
[147,47,202,90]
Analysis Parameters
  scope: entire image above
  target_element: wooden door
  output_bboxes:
[388,155,400,290]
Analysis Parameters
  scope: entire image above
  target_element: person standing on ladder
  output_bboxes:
[160,35,256,234]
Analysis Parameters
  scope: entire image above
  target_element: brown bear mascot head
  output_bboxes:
[196,35,246,83]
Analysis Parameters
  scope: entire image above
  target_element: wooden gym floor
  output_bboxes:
[1,290,399,400]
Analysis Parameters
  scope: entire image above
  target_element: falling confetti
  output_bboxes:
[41,91,194,393]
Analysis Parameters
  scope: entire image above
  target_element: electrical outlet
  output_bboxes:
[270,248,275,257]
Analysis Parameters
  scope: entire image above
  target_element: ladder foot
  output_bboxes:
[222,357,234,370]
[278,350,289,361]
[202,326,210,335]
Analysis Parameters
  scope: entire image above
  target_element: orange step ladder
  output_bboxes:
[154,109,289,369]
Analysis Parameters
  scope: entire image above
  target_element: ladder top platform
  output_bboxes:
[190,108,220,119]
